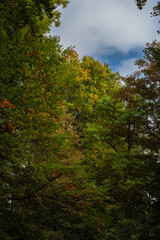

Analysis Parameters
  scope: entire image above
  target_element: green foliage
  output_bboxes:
[135,0,160,33]
[136,0,147,10]
[0,0,160,239]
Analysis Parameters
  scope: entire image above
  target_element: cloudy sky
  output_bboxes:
[51,0,159,76]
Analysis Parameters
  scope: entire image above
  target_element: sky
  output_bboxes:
[51,0,159,76]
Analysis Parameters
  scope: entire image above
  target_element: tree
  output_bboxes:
[136,0,147,10]
[135,0,160,32]
[0,2,118,239]
[1,0,160,239]
[111,40,160,239]
[0,1,94,239]
[77,40,160,239]
[62,49,117,132]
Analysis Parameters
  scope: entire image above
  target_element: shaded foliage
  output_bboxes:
[0,1,160,240]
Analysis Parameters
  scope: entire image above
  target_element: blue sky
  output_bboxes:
[92,47,143,74]
[51,0,159,76]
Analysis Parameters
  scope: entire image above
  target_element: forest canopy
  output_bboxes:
[0,1,160,240]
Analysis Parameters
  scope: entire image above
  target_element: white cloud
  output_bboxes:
[52,0,159,57]
[117,58,139,76]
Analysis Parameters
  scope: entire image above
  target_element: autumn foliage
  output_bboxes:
[0,1,160,240]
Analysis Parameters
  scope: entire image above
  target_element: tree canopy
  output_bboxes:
[0,1,160,240]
